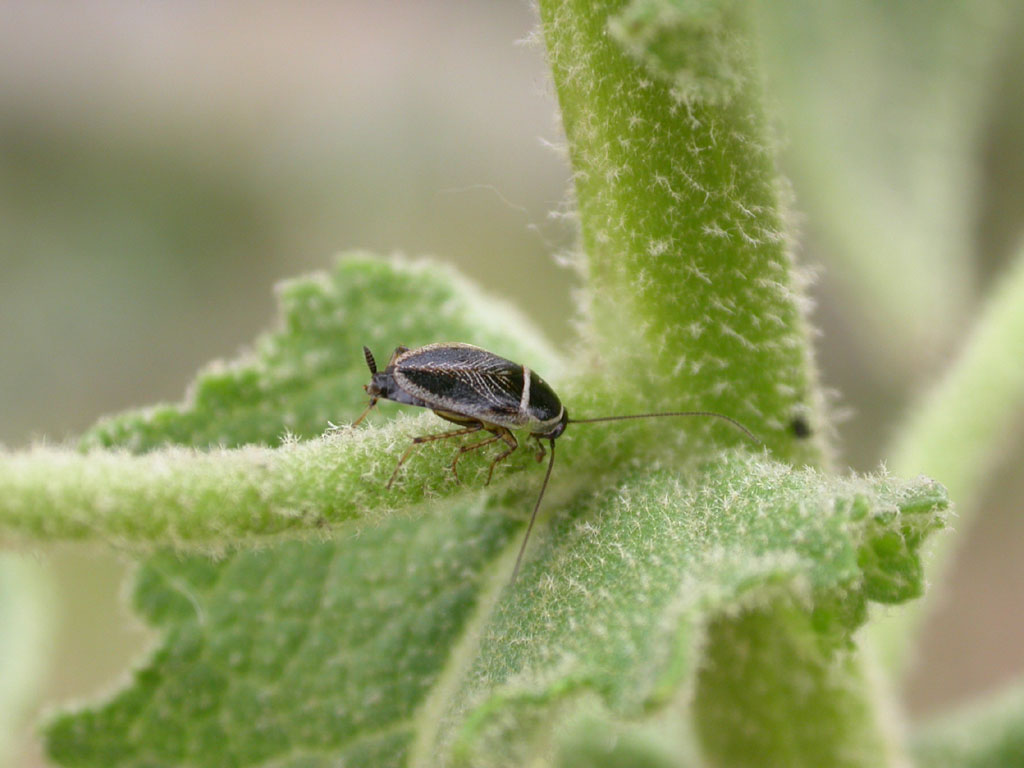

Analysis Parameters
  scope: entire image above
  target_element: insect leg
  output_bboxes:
[450,434,502,484]
[386,424,483,490]
[483,428,519,486]
[529,435,546,462]
[350,398,378,428]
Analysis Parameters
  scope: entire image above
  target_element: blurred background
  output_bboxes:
[1,2,1022,766]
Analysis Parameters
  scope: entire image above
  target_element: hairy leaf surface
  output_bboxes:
[44,257,946,767]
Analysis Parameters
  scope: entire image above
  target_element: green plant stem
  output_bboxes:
[694,599,889,768]
[541,0,825,467]
[0,554,53,765]
[537,1,894,765]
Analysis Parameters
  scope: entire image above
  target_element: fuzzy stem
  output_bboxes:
[537,1,887,765]
[542,0,824,466]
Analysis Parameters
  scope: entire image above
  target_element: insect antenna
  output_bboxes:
[569,411,760,444]
[510,412,756,583]
[511,438,556,584]
[349,348,381,427]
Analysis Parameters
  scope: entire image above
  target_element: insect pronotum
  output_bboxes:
[352,343,758,583]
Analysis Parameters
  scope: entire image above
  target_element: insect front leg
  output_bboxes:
[528,435,547,462]
[386,423,483,490]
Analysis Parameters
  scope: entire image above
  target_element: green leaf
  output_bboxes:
[34,253,947,767]
[38,253,557,767]
[555,708,692,768]
[21,1,957,764]
[532,2,929,764]
[45,449,946,768]
[83,252,561,452]
[0,255,560,547]
[47,501,521,768]
[445,458,945,767]
[0,421,542,547]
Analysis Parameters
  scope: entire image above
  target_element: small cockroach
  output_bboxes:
[352,342,757,582]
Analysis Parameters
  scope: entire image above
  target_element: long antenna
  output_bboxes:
[511,438,556,584]
[510,411,757,581]
[569,410,759,444]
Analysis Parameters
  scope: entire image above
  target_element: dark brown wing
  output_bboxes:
[393,343,527,425]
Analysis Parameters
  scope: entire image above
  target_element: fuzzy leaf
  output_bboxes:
[0,255,560,548]
[40,253,556,766]
[47,501,522,768]
[531,2,932,764]
[25,0,955,763]
[0,420,543,548]
[445,458,945,767]
[35,255,948,768]
[82,252,561,452]
[44,449,946,767]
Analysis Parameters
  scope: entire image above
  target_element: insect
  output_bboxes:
[352,343,757,583]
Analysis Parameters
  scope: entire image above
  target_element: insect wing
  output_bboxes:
[394,344,526,423]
